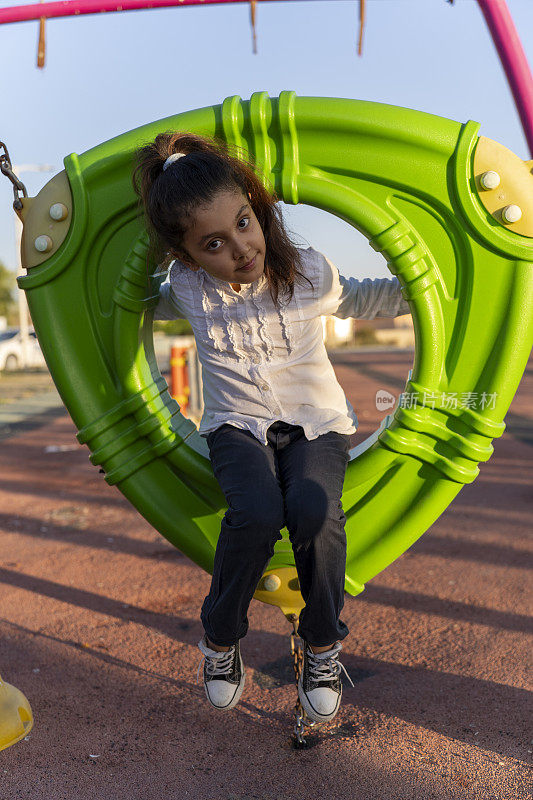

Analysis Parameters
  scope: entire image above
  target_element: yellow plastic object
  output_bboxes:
[254,567,305,619]
[0,674,33,751]
[473,136,533,237]
[17,171,72,268]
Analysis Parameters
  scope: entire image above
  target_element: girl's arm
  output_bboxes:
[318,253,410,320]
[154,276,185,320]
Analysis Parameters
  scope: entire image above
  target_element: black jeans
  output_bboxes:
[200,421,351,647]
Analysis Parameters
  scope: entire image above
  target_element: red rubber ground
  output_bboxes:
[0,350,531,799]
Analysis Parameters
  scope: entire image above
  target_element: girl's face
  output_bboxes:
[176,189,266,285]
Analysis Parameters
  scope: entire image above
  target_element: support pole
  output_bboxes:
[477,0,533,157]
[170,344,190,415]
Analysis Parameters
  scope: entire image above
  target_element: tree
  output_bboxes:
[0,260,17,325]
[153,319,193,336]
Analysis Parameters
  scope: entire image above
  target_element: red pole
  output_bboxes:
[476,0,533,157]
[0,0,323,26]
[170,345,189,415]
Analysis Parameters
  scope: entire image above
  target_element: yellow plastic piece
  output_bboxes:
[16,170,72,267]
[254,567,306,620]
[0,674,34,752]
[473,136,533,237]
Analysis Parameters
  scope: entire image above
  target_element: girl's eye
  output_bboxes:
[205,217,249,250]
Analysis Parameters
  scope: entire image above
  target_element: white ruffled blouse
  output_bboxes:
[154,247,410,445]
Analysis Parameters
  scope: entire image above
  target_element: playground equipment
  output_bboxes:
[1,0,531,752]
[6,91,533,743]
[170,344,190,415]
[12,89,533,598]
[0,674,33,751]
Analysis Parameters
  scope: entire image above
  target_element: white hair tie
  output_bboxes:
[163,152,187,171]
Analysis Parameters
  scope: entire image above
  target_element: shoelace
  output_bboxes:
[196,646,235,685]
[307,644,355,688]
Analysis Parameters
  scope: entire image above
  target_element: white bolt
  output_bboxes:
[262,575,281,592]
[49,203,68,221]
[502,204,522,224]
[34,235,53,252]
[480,170,500,190]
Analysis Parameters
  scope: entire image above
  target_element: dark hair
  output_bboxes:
[132,132,311,304]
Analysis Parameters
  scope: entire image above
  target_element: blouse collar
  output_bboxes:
[202,269,267,297]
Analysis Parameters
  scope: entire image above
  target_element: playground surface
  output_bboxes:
[0,350,531,799]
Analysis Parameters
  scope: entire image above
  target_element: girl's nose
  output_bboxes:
[233,240,251,259]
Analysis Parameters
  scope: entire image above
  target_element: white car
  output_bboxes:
[0,328,47,371]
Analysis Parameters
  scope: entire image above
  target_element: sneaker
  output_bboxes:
[298,640,354,723]
[196,635,245,711]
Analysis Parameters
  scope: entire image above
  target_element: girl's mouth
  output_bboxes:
[238,255,256,272]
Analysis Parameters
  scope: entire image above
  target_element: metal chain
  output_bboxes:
[0,142,28,211]
[287,613,322,748]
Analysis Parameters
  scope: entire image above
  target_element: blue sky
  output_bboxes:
[1,0,531,279]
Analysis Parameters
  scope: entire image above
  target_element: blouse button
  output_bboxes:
[251,355,260,364]
[245,328,252,335]
[261,384,269,391]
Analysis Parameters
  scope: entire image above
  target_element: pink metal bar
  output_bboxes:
[2,0,530,157]
[477,0,533,157]
[0,0,320,26]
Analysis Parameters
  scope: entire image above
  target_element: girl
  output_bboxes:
[132,133,409,723]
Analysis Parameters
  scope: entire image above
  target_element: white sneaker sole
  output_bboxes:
[297,673,342,722]
[204,656,245,711]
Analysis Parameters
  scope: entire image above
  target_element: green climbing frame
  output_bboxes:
[16,92,533,617]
